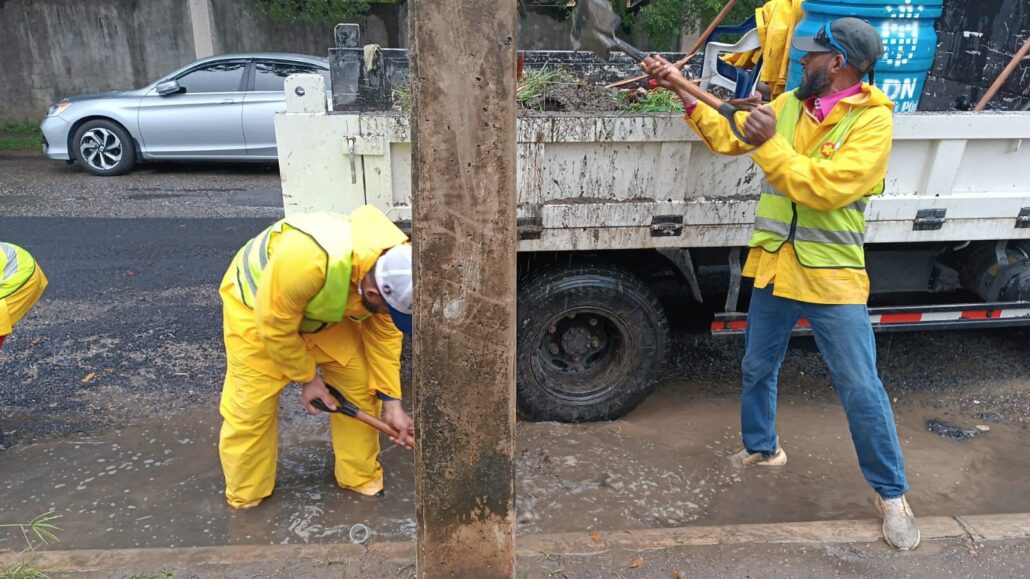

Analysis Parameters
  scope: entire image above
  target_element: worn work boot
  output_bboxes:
[728,446,787,468]
[875,494,920,550]
[231,499,262,510]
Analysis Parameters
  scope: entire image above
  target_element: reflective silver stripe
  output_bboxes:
[241,239,259,296]
[766,182,867,214]
[761,182,786,198]
[795,226,864,246]
[844,199,868,213]
[0,242,18,281]
[258,230,270,269]
[753,216,791,237]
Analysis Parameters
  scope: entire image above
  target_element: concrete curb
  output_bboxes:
[3,513,1028,572]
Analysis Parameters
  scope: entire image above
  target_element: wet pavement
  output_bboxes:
[2,378,1029,551]
[2,151,1029,558]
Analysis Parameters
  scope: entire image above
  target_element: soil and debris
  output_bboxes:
[392,68,689,114]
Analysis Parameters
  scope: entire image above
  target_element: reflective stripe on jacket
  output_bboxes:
[748,91,884,269]
[235,213,354,333]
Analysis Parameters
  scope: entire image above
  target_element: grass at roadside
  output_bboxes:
[0,120,42,151]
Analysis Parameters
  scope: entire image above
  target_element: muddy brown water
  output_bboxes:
[2,379,1028,551]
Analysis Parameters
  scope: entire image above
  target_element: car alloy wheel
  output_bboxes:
[79,128,123,172]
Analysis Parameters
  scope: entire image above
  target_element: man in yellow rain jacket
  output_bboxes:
[644,18,920,550]
[0,242,48,350]
[219,205,415,509]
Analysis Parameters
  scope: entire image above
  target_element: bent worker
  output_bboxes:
[644,18,920,550]
[218,205,415,509]
[0,242,48,350]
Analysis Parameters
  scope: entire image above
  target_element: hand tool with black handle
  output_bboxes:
[311,385,411,448]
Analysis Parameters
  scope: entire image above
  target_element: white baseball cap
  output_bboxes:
[374,244,413,334]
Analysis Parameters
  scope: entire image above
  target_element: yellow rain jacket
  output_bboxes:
[0,242,48,337]
[218,205,409,506]
[685,83,894,304]
[221,205,407,399]
[721,0,805,99]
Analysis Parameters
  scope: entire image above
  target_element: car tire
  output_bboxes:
[72,120,136,176]
[517,264,669,422]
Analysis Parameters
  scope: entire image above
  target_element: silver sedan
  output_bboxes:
[40,53,329,176]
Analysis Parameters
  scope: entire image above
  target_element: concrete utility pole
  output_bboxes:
[410,1,518,577]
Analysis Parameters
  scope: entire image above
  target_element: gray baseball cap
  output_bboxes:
[792,17,884,75]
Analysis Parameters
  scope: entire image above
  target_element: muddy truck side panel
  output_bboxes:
[275,65,1030,423]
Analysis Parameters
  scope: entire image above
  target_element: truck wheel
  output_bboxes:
[517,264,669,422]
[72,119,136,176]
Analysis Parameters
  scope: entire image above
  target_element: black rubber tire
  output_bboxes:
[517,264,669,422]
[72,119,136,176]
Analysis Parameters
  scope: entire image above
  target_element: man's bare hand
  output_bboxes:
[641,55,698,108]
[744,105,777,146]
[382,400,415,450]
[301,375,336,414]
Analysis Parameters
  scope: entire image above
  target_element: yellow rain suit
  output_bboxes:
[218,205,408,507]
[0,242,48,341]
[685,83,894,304]
[721,0,806,99]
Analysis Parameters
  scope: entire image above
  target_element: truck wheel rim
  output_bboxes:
[534,307,631,403]
[80,128,122,171]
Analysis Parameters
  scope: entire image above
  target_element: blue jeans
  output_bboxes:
[741,285,909,499]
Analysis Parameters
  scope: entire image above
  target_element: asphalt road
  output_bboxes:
[0,152,284,442]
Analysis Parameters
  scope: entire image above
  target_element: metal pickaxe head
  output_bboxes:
[570,0,647,62]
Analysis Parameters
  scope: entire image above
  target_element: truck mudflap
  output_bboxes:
[711,302,1030,336]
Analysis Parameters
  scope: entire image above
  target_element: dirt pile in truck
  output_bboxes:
[392,68,687,114]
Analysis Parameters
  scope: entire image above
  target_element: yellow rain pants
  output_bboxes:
[218,316,385,507]
[0,266,48,338]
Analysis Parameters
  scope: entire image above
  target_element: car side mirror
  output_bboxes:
[156,80,182,96]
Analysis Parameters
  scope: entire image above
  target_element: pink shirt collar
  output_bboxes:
[805,83,862,122]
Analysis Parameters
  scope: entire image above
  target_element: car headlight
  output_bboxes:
[46,102,71,117]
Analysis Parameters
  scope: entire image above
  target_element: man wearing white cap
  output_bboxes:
[217,205,415,508]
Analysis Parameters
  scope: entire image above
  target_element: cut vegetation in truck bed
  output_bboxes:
[391,68,685,114]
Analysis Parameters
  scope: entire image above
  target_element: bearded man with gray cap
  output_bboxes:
[643,17,920,550]
[217,205,415,509]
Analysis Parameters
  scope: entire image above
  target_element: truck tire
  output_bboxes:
[517,264,669,422]
[72,119,136,176]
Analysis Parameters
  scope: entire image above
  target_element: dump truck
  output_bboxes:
[273,24,1030,423]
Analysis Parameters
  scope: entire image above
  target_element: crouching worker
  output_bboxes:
[218,205,415,509]
[0,242,48,350]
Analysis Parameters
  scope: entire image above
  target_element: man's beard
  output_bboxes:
[361,293,380,314]
[797,64,830,100]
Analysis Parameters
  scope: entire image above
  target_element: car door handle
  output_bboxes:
[220,99,235,104]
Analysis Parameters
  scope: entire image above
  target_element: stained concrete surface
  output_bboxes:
[2,152,1029,568]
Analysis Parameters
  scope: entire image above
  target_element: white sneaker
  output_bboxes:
[875,494,920,550]
[728,446,787,468]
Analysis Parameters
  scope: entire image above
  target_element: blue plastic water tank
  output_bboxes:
[785,0,943,112]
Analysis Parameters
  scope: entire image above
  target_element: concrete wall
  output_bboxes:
[0,0,196,122]
[208,0,407,56]
[517,5,673,51]
[0,0,405,122]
